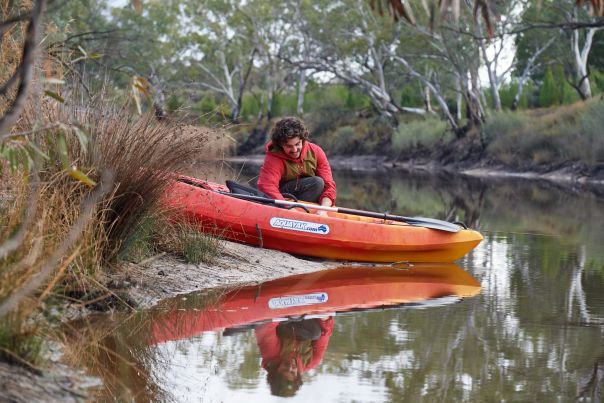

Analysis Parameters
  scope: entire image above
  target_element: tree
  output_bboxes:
[538,67,562,106]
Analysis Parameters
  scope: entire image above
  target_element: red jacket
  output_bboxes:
[255,318,334,373]
[257,141,337,205]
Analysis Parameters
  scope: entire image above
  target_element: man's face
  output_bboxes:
[282,136,303,159]
[278,356,299,381]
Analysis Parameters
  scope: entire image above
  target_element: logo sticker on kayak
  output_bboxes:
[268,293,329,309]
[269,217,330,234]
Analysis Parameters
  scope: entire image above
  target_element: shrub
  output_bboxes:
[538,67,562,107]
[392,116,448,155]
[181,230,221,264]
[484,98,604,166]
[578,99,604,163]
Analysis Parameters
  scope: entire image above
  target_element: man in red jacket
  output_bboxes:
[255,318,334,397]
[257,117,336,211]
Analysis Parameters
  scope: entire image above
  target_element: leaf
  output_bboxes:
[44,90,65,103]
[132,88,143,115]
[72,126,89,155]
[56,132,70,169]
[43,78,66,85]
[26,141,50,161]
[68,167,97,187]
[133,83,151,98]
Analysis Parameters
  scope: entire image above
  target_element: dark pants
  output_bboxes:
[279,176,324,203]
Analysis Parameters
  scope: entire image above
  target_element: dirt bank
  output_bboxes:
[108,239,338,309]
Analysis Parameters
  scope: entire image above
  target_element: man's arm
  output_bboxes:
[314,145,336,206]
[257,154,285,200]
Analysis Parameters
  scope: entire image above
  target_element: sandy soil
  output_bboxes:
[112,239,338,309]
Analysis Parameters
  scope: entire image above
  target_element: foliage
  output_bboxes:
[484,99,604,166]
[318,116,394,155]
[392,116,449,155]
[0,316,43,367]
[181,230,222,264]
[0,92,209,363]
[538,67,562,107]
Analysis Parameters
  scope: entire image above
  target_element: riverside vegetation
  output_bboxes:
[0,98,223,372]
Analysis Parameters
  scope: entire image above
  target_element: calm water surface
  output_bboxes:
[69,168,604,402]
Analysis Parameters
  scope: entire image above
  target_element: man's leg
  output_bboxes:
[279,176,324,203]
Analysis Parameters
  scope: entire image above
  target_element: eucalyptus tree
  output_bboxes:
[280,0,425,119]
[238,0,299,122]
[179,0,258,122]
[515,0,603,100]
[106,1,184,117]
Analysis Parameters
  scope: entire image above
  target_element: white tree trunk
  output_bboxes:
[389,52,458,131]
[480,40,502,111]
[571,27,600,99]
[512,38,555,110]
[296,68,306,115]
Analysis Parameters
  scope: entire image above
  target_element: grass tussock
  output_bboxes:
[157,220,223,265]
[483,98,604,166]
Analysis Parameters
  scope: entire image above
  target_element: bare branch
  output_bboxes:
[0,0,46,140]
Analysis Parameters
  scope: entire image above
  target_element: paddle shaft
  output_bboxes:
[219,192,461,232]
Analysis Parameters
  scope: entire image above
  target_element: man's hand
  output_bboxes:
[316,197,332,216]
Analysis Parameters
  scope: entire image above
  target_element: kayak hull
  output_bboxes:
[164,177,483,263]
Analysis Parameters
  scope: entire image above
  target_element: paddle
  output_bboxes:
[219,192,462,233]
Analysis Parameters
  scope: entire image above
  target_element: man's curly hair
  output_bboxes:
[270,117,309,147]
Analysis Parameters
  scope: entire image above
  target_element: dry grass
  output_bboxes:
[0,95,213,365]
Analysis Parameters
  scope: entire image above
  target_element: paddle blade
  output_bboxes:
[402,216,462,232]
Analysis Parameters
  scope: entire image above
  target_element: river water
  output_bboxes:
[68,168,604,402]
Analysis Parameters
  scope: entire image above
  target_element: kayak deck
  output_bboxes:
[164,176,483,263]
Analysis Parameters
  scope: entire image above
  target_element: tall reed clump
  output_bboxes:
[0,96,210,366]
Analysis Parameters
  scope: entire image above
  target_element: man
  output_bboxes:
[257,117,336,212]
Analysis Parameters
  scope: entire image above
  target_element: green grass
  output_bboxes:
[181,230,222,264]
[0,316,43,369]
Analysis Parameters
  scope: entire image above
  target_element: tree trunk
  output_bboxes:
[148,71,167,120]
[296,68,306,115]
[480,40,502,111]
[512,38,555,110]
[571,27,599,100]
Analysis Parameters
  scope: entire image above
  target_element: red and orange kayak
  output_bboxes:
[151,263,481,344]
[164,176,483,263]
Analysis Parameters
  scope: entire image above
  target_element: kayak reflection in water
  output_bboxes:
[255,317,334,397]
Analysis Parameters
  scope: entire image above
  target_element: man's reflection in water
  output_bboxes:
[255,317,334,397]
